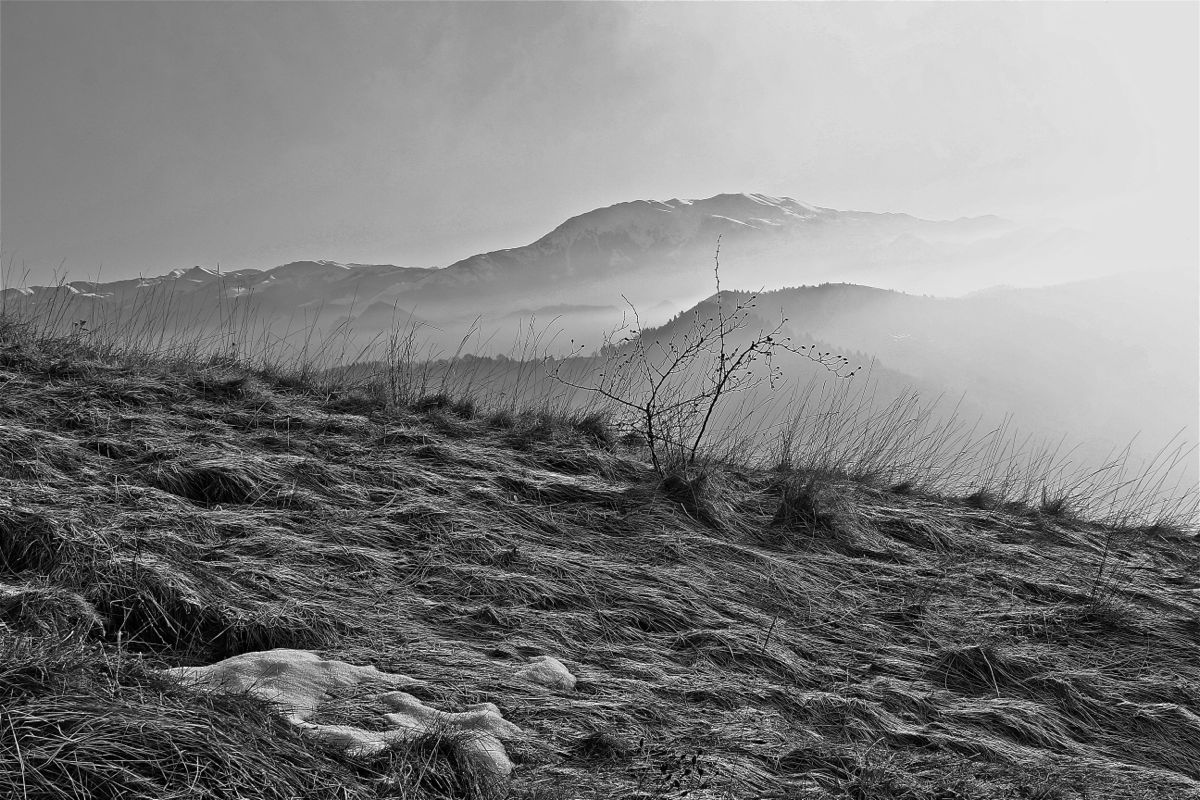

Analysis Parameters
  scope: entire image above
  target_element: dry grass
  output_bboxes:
[1,316,1198,799]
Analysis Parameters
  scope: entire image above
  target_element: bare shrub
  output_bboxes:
[552,238,855,475]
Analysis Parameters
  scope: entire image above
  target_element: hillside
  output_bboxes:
[2,320,1200,800]
[647,274,1199,469]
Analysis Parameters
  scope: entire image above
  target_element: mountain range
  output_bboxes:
[3,193,1195,468]
[3,193,1087,347]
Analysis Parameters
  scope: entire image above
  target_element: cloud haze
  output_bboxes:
[2,1,1196,284]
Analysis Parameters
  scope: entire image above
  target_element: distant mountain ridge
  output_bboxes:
[3,193,1044,343]
[415,193,1021,301]
[1,191,1146,374]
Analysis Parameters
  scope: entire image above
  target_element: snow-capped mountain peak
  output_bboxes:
[534,193,831,251]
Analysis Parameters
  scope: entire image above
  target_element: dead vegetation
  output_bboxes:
[1,315,1198,799]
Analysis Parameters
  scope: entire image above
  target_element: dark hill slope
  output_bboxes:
[1,326,1199,799]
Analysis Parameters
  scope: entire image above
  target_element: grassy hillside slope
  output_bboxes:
[2,322,1199,800]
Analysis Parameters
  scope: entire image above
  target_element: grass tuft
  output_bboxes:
[0,582,103,637]
[769,472,842,535]
[0,508,63,574]
[658,470,725,527]
[146,455,273,506]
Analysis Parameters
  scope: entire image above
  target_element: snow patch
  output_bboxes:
[515,655,576,690]
[300,691,520,775]
[164,648,522,776]
[707,215,756,228]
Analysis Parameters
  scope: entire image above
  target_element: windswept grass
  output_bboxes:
[764,373,1199,528]
[2,311,1198,799]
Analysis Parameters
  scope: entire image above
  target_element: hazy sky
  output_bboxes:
[2,1,1197,284]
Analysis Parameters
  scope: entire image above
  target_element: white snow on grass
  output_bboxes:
[165,648,523,776]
